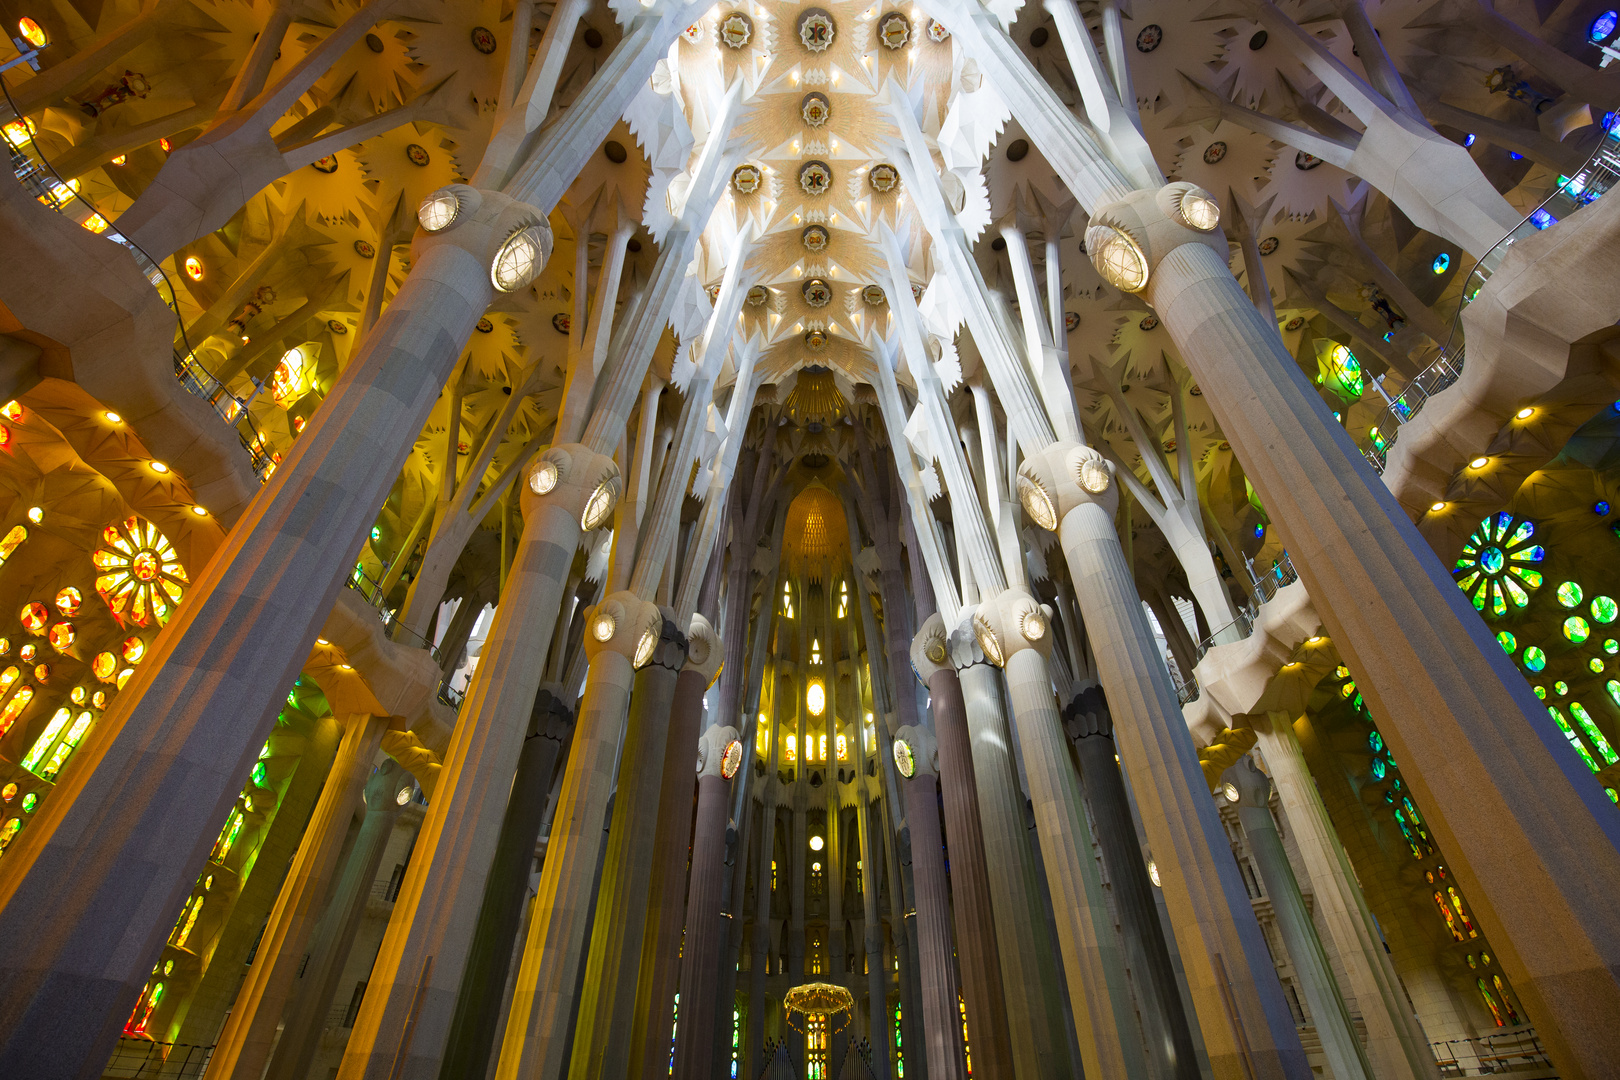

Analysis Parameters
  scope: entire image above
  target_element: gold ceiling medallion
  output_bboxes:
[861,284,886,305]
[927,19,950,42]
[804,328,829,350]
[798,9,835,52]
[471,26,497,54]
[869,163,899,193]
[747,284,769,306]
[719,11,753,48]
[799,160,833,196]
[879,12,911,49]
[803,279,833,308]
[732,163,762,194]
[802,224,830,251]
[800,92,831,127]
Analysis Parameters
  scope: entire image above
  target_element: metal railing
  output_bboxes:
[1193,551,1300,663]
[1,73,274,481]
[1430,1027,1553,1076]
[1357,116,1620,475]
[103,1038,214,1079]
[345,566,441,662]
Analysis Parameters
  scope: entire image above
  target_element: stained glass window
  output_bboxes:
[1569,703,1618,764]
[0,685,33,738]
[1453,513,1544,615]
[1434,890,1466,941]
[894,1002,905,1077]
[93,517,189,627]
[1477,978,1506,1026]
[1558,581,1584,608]
[1594,596,1619,624]
[1495,630,1516,654]
[0,525,27,567]
[1493,975,1521,1024]
[1565,617,1591,644]
[1523,646,1547,672]
[1548,706,1600,771]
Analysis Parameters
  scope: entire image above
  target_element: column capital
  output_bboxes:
[892,724,938,780]
[1061,685,1113,740]
[1082,183,1228,302]
[697,724,741,780]
[582,591,664,667]
[970,587,1056,665]
[363,758,411,811]
[522,443,622,529]
[945,608,994,671]
[1225,755,1274,809]
[1017,440,1119,525]
[684,612,723,684]
[412,184,554,293]
[909,612,951,682]
[639,606,690,673]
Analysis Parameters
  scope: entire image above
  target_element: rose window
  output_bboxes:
[94,517,189,627]
[1453,512,1545,616]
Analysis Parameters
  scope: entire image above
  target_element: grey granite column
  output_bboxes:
[1067,693,1200,1080]
[213,711,392,1080]
[569,612,688,1078]
[1020,441,1311,1080]
[436,690,570,1080]
[0,190,552,1079]
[338,448,616,1080]
[263,762,408,1080]
[1227,759,1374,1080]
[1129,188,1620,1075]
[493,590,661,1080]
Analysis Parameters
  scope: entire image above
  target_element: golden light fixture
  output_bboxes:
[104,411,121,423]
[1430,502,1447,512]
[150,461,170,474]
[1469,456,1489,469]
[592,614,617,642]
[1516,407,1535,419]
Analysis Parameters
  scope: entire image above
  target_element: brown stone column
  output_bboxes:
[671,725,739,1080]
[908,620,1017,1080]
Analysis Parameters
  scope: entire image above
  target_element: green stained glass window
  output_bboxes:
[1534,685,1547,699]
[1570,702,1618,764]
[1369,731,1384,752]
[1566,617,1592,643]
[1524,646,1547,672]
[1454,513,1544,614]
[1559,581,1584,608]
[1608,639,1620,655]
[1549,706,1601,772]
[250,761,267,786]
[1609,680,1620,709]
[1556,681,1570,695]
[1496,630,1517,654]
[1371,757,1388,780]
[1594,596,1619,624]
[1593,658,1608,674]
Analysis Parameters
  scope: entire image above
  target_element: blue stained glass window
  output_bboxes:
[1592,10,1618,41]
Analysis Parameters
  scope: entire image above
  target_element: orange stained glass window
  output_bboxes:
[122,637,145,664]
[0,685,32,737]
[0,638,11,656]
[48,623,73,652]
[92,690,107,709]
[19,603,46,635]
[94,517,188,627]
[54,587,80,616]
[32,664,48,682]
[18,644,33,663]
[1434,890,1466,942]
[0,526,24,566]
[91,652,116,681]
[117,668,134,689]
[1,401,23,421]
[0,666,18,694]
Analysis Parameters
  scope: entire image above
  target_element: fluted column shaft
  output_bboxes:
[1252,713,1438,1080]
[899,771,967,1080]
[214,713,391,1080]
[437,695,570,1080]
[920,664,1017,1078]
[1070,713,1200,1080]
[1150,236,1620,1078]
[1056,499,1306,1080]
[495,646,639,1080]
[1228,760,1373,1080]
[673,769,730,1079]
[264,765,408,1080]
[748,793,777,1073]
[632,665,710,1080]
[997,649,1143,1080]
[954,658,1073,1080]
[570,624,686,1078]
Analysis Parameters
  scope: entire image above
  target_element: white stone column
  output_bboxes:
[493,590,662,1080]
[1252,713,1439,1080]
[1019,445,1310,1080]
[337,447,618,1080]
